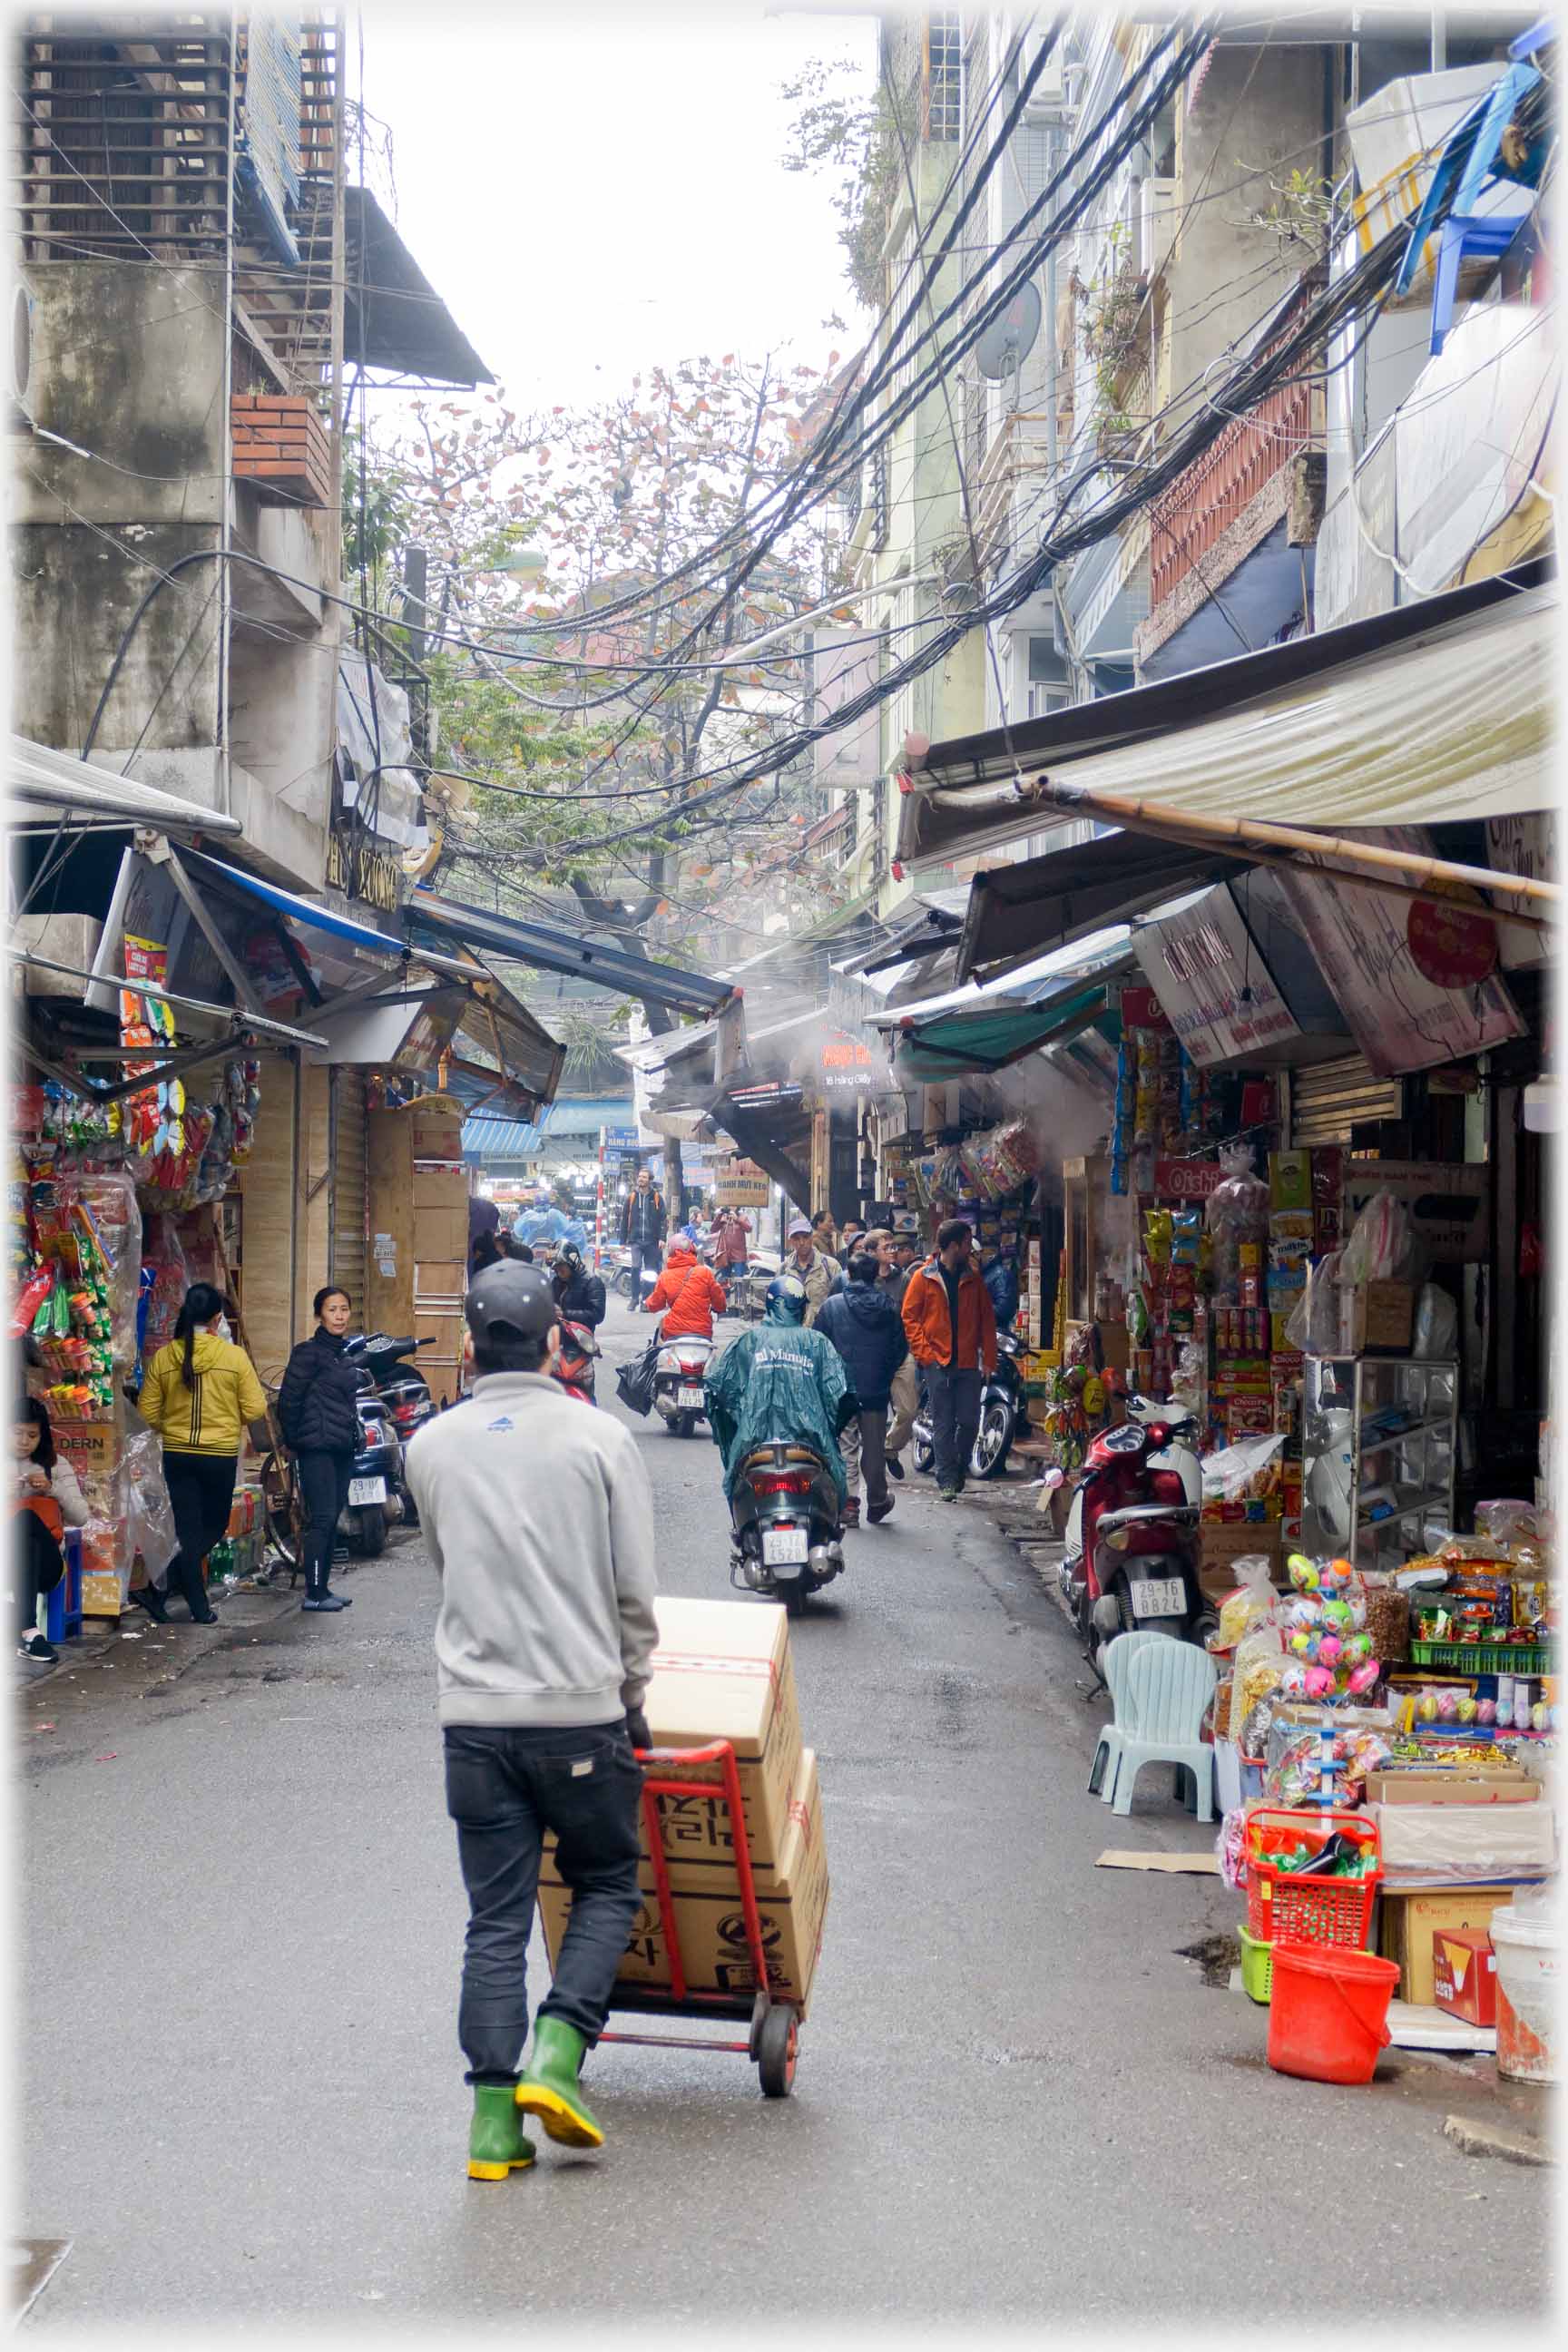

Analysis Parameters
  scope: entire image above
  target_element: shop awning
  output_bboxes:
[406,889,736,1018]
[887,979,1121,1082]
[9,736,244,837]
[897,563,1555,873]
[185,849,408,956]
[344,184,494,389]
[460,1115,544,1162]
[956,830,1246,983]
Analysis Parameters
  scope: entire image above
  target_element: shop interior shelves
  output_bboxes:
[1407,1638,1550,1675]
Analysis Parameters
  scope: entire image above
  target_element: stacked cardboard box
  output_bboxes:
[538,1596,828,2013]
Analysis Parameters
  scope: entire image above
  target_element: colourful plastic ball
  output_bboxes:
[1287,1553,1320,1592]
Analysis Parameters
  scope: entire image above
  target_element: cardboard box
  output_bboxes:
[539,1749,828,2013]
[1363,1771,1539,1807]
[1199,1520,1283,1600]
[1379,1887,1517,2005]
[414,1207,468,1265]
[1338,1279,1415,1355]
[638,1596,804,1877]
[1433,1928,1498,2026]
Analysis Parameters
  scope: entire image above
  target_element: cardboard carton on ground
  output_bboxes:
[539,1749,828,2014]
[1379,1886,1520,2006]
[1363,1770,1538,1806]
[639,1595,804,1877]
[1369,1800,1557,1888]
[1433,1928,1498,2026]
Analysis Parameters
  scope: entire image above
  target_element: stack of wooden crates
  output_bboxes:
[366,1094,469,1407]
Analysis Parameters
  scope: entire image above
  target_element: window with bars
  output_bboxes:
[923,13,962,142]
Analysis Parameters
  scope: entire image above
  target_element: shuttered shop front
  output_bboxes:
[1288,1056,1402,1148]
[329,1067,368,1321]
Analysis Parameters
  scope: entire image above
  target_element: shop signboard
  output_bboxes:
[713,1157,772,1208]
[1485,813,1555,969]
[1339,1159,1490,1262]
[1119,984,1172,1033]
[1279,830,1524,1076]
[792,1026,886,1094]
[1152,1158,1229,1200]
[1134,887,1301,1066]
[1406,895,1498,988]
[726,1079,804,1116]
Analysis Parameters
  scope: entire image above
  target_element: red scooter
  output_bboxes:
[1056,1411,1204,1672]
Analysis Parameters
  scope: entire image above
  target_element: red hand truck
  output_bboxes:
[588,1738,802,2098]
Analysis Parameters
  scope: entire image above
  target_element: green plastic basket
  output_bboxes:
[1408,1640,1549,1676]
[1239,1925,1273,2004]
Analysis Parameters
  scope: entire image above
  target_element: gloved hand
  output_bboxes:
[624,1707,652,1752]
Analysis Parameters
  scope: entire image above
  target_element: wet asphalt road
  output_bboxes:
[18,1297,1552,2328]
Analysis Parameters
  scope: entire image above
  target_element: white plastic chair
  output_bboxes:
[1087,1630,1171,1806]
[1111,1639,1218,1821]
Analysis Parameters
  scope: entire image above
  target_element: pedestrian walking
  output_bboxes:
[276,1284,361,1615]
[403,1259,658,2181]
[882,1230,924,1479]
[784,1217,839,1327]
[620,1167,667,1300]
[900,1220,998,1502]
[137,1282,270,1622]
[814,1251,908,1528]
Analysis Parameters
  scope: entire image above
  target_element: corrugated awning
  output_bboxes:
[889,978,1122,1082]
[956,830,1246,984]
[185,849,404,954]
[9,736,244,837]
[344,185,494,388]
[897,563,1554,872]
[407,890,735,1018]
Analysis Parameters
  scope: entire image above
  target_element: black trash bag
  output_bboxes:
[615,1338,662,1419]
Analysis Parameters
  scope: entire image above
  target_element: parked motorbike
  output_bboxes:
[346,1332,435,1527]
[728,1438,846,1616]
[911,1330,1028,1482]
[652,1331,713,1436]
[1053,1397,1205,1670]
[553,1318,601,1406]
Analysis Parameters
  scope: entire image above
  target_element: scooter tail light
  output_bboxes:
[751,1473,811,1495]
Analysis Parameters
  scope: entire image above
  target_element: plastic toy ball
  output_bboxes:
[1286,1553,1320,1592]
[1320,1598,1353,1634]
[1317,1634,1343,1669]
[1278,1663,1310,1699]
[1321,1558,1355,1594]
[1289,1629,1313,1657]
[1304,1666,1334,1700]
[1286,1599,1318,1631]
[1344,1632,1373,1665]
[1348,1661,1380,1697]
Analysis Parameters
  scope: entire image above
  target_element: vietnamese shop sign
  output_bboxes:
[1279,828,1524,1077]
[1134,887,1301,1066]
[794,1028,885,1093]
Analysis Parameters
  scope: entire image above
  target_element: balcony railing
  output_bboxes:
[974,411,1055,560]
[1147,286,1320,614]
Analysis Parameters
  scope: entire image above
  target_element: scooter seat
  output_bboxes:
[740,1445,822,1471]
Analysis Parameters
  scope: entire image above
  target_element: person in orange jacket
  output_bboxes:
[900,1218,997,1501]
[642,1229,727,1341]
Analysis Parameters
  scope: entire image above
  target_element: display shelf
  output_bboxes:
[1407,1639,1550,1675]
[1302,1356,1458,1573]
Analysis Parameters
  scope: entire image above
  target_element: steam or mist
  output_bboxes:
[981,1055,1114,1183]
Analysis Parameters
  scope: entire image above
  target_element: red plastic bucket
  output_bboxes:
[1267,1940,1401,2084]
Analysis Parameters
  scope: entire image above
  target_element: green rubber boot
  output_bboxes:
[467,2082,536,2182]
[514,2016,604,2150]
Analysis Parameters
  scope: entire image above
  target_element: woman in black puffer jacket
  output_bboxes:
[277,1286,361,1614]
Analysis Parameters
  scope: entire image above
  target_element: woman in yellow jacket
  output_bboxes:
[137,1282,269,1623]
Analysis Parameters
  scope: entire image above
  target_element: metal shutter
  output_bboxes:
[328,1066,368,1322]
[1289,1056,1403,1148]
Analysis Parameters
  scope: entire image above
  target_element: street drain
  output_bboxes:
[1176,1935,1239,1988]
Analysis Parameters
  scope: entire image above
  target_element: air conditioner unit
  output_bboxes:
[5,278,36,427]
[1019,28,1065,116]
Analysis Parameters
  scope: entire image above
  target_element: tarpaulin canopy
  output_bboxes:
[407,889,734,1018]
[956,830,1245,983]
[10,736,243,836]
[888,980,1121,1082]
[897,564,1555,873]
[344,185,494,388]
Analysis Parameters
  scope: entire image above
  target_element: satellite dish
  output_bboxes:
[974,281,1042,381]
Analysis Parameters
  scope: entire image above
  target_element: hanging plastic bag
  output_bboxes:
[1203,1142,1269,1304]
[116,1402,177,1583]
[1200,1432,1286,1505]
[1339,1189,1418,1285]
[1284,1249,1344,1356]
[1412,1281,1458,1359]
[1213,1555,1279,1651]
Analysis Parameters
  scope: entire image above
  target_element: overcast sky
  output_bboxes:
[360,1,879,414]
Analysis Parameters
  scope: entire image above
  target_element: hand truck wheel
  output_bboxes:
[756,2004,799,2099]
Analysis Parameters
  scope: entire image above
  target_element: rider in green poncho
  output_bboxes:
[703,1274,851,1507]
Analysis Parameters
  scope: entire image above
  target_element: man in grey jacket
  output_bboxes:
[405,1260,659,2183]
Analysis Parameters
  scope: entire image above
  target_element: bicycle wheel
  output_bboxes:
[260,1452,303,1580]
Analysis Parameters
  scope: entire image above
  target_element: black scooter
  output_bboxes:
[728,1440,846,1616]
[912,1331,1027,1482]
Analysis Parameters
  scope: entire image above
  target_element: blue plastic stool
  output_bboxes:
[44,1528,84,1643]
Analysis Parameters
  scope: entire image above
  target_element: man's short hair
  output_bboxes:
[471,1328,553,1377]
[848,1251,880,1287]
[936,1217,974,1252]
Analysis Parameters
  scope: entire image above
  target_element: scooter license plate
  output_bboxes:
[762,1526,809,1567]
[677,1387,705,1408]
[1128,1574,1186,1620]
[348,1477,387,1507]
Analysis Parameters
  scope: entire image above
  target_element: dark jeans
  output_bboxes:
[297,1448,353,1583]
[925,1364,983,1491]
[841,1407,889,1507]
[444,1720,644,2083]
[629,1240,662,1297]
[15,1510,64,1637]
[162,1451,238,1618]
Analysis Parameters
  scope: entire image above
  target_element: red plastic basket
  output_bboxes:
[1243,1804,1380,1950]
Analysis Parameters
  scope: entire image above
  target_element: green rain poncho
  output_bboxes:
[704,1298,850,1506]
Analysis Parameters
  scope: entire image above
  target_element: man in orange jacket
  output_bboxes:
[642,1229,726,1340]
[900,1218,997,1501]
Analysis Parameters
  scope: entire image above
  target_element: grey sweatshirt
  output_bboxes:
[404,1371,659,1729]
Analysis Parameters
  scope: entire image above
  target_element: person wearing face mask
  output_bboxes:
[277,1286,364,1615]
[137,1282,270,1622]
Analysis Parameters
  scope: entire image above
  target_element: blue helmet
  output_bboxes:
[763,1273,809,1324]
